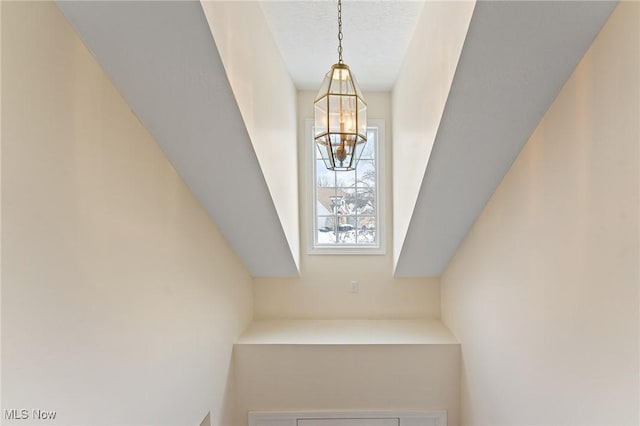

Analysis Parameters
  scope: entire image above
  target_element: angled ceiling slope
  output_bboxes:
[395,1,616,276]
[56,1,298,277]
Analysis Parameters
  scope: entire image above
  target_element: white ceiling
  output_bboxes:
[260,1,424,91]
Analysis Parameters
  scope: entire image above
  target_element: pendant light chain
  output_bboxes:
[314,0,367,171]
[337,0,343,64]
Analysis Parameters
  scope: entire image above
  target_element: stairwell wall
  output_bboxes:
[441,3,639,425]
[1,2,253,425]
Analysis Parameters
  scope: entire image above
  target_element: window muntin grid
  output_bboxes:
[313,127,380,249]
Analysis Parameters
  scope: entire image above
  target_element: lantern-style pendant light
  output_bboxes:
[314,0,367,171]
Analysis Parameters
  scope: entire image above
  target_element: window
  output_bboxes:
[307,119,385,254]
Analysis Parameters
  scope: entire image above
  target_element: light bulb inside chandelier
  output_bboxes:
[313,0,367,171]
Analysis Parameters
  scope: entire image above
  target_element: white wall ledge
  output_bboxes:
[236,319,459,345]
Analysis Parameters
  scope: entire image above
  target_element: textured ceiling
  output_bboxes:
[260,1,424,91]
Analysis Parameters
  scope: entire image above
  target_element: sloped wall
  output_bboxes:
[1,2,253,425]
[441,3,639,425]
[391,1,475,271]
[201,1,300,273]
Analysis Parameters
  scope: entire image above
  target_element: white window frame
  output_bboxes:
[306,118,386,255]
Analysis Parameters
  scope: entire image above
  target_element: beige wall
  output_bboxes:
[441,3,639,425]
[391,1,475,269]
[0,0,3,412]
[1,2,253,425]
[234,344,460,426]
[201,1,300,272]
[253,91,440,320]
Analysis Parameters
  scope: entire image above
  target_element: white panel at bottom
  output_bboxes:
[299,419,398,426]
[249,411,446,426]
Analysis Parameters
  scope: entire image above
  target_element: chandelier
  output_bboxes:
[313,0,367,171]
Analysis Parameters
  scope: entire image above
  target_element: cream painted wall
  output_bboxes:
[0,0,3,411]
[234,344,460,426]
[1,2,253,425]
[201,1,300,273]
[441,3,639,425]
[392,1,475,270]
[253,91,440,320]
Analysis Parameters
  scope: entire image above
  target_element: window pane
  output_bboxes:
[316,160,334,187]
[317,215,335,231]
[336,169,356,188]
[316,187,337,216]
[356,160,376,186]
[356,216,377,244]
[312,124,381,250]
[356,188,375,215]
[316,215,337,244]
[342,188,356,214]
[336,215,357,244]
[316,215,361,245]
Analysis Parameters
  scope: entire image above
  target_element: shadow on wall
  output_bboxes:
[219,354,238,426]
[200,412,211,426]
[199,354,237,426]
